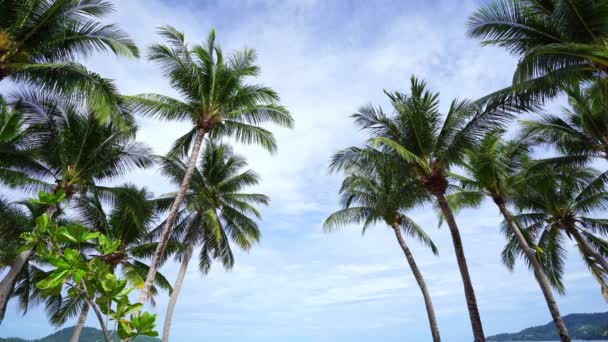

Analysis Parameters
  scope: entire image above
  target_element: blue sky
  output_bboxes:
[0,0,605,341]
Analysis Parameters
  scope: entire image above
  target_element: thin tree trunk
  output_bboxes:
[392,223,441,342]
[497,203,570,342]
[0,205,58,322]
[571,229,608,274]
[86,298,110,342]
[435,194,485,342]
[162,243,194,342]
[70,302,90,342]
[138,128,206,305]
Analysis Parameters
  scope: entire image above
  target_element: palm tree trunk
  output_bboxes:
[138,128,206,305]
[0,204,58,322]
[85,297,110,342]
[162,243,194,342]
[435,194,485,342]
[496,203,570,342]
[392,223,441,342]
[571,229,608,274]
[70,302,90,342]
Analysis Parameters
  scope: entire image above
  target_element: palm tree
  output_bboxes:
[504,168,608,302]
[325,147,441,342]
[126,26,292,304]
[520,79,608,167]
[60,185,172,341]
[345,76,513,341]
[155,142,266,342]
[0,0,139,124]
[467,0,608,101]
[448,132,570,341]
[0,91,153,322]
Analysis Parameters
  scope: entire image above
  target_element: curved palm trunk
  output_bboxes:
[85,297,110,342]
[392,223,441,342]
[435,194,485,342]
[138,128,206,304]
[162,243,194,342]
[70,302,90,342]
[0,205,58,322]
[571,229,608,274]
[497,203,570,342]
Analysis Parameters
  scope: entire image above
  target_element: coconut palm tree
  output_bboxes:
[126,26,292,304]
[504,169,608,302]
[346,76,513,341]
[447,132,570,341]
[0,0,139,124]
[155,142,266,342]
[520,79,608,167]
[467,0,608,102]
[0,91,153,323]
[326,147,441,342]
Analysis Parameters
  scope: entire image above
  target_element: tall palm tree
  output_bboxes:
[325,147,441,342]
[345,76,512,341]
[126,26,292,303]
[467,0,608,101]
[448,132,570,341]
[0,0,139,124]
[504,169,608,302]
[0,91,153,322]
[155,142,266,342]
[520,79,608,167]
[60,185,172,342]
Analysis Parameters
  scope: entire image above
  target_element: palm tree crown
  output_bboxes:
[468,0,608,99]
[521,80,608,163]
[0,0,140,125]
[127,26,293,157]
[158,141,266,268]
[507,169,608,297]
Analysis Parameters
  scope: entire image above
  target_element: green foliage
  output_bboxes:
[156,141,267,273]
[125,27,293,157]
[22,192,157,340]
[468,0,608,102]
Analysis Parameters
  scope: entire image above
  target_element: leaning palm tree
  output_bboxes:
[0,0,139,124]
[467,0,608,102]
[326,147,441,342]
[347,76,512,341]
[448,132,570,341]
[520,79,608,167]
[505,168,608,301]
[155,142,266,342]
[126,26,292,303]
[0,91,153,323]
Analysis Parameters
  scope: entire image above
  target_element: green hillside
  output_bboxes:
[0,327,159,342]
[487,312,608,341]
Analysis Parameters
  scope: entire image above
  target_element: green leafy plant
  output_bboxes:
[22,191,158,342]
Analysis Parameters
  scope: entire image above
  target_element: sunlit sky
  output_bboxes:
[1,0,605,341]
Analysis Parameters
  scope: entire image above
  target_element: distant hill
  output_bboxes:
[487,312,608,341]
[0,326,160,342]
